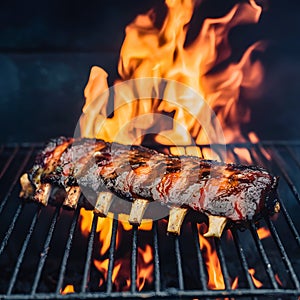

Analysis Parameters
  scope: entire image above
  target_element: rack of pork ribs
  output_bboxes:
[20,137,280,238]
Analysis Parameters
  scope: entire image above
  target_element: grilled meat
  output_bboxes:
[20,137,279,225]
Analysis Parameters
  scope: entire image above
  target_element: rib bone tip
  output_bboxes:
[94,192,113,217]
[19,173,34,199]
[33,183,52,206]
[63,186,81,209]
[128,199,150,225]
[203,215,227,238]
[167,207,188,235]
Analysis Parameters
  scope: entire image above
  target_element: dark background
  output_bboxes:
[0,0,299,143]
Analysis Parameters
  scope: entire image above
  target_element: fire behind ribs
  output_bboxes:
[20,137,280,237]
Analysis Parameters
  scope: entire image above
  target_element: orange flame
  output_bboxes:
[79,208,153,291]
[118,214,153,231]
[79,208,114,255]
[231,276,239,289]
[249,268,263,288]
[232,268,263,289]
[94,258,109,287]
[80,0,265,146]
[80,208,117,288]
[93,243,154,292]
[78,0,267,292]
[60,284,75,294]
[198,224,225,289]
[137,245,154,291]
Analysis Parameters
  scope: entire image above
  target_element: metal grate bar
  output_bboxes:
[81,213,98,293]
[0,203,24,256]
[153,221,161,293]
[197,146,204,159]
[0,146,19,180]
[229,147,259,293]
[211,145,225,162]
[230,228,255,289]
[106,217,118,294]
[229,146,240,163]
[1,288,300,299]
[191,223,207,290]
[230,146,275,292]
[1,143,300,299]
[268,146,300,206]
[6,205,42,295]
[276,199,300,249]
[174,237,184,290]
[253,145,300,249]
[55,207,81,294]
[265,216,300,289]
[31,206,61,295]
[231,148,278,289]
[130,225,138,293]
[229,146,243,164]
[245,144,261,165]
[285,146,300,169]
[0,147,33,215]
[249,223,279,289]
[199,145,226,162]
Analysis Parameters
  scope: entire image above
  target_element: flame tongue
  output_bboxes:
[76,0,268,292]
[80,0,265,145]
[198,224,225,289]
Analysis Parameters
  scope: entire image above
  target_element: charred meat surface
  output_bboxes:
[20,137,279,222]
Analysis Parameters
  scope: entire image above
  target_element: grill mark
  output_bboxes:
[25,138,278,222]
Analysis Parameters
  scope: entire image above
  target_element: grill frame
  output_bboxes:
[0,141,300,299]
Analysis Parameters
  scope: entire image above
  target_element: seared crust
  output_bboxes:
[20,137,279,222]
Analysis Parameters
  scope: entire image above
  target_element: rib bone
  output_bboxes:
[63,186,81,209]
[19,173,34,199]
[33,183,52,206]
[94,192,113,217]
[203,215,227,238]
[167,207,188,235]
[128,199,150,225]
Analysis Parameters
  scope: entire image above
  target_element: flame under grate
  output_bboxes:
[0,141,300,299]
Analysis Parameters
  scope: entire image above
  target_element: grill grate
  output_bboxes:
[0,141,300,299]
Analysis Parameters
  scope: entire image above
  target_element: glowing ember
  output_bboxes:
[257,227,271,240]
[275,273,283,287]
[225,230,234,241]
[60,284,75,294]
[198,224,225,289]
